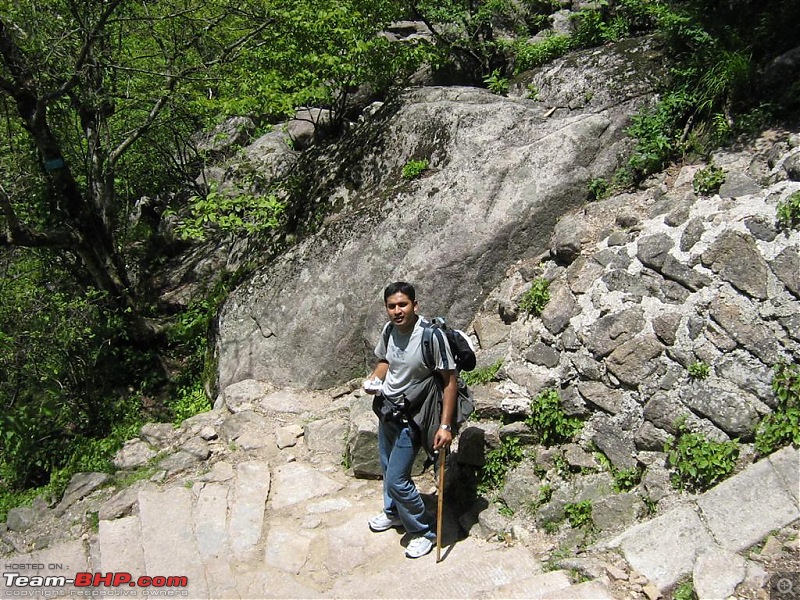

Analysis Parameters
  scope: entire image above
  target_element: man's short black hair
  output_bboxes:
[384,281,416,303]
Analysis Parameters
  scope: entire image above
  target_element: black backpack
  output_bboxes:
[383,317,477,373]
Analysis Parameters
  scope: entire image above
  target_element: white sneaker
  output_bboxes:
[405,535,434,558]
[368,512,403,532]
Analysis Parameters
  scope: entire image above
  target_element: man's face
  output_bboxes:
[385,292,418,333]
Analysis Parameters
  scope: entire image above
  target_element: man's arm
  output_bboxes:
[433,369,457,449]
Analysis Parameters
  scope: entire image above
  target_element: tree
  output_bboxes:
[0,0,270,344]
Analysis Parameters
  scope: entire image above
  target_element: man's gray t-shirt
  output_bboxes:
[374,316,454,399]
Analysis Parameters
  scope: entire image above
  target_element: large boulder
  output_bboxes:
[216,37,669,390]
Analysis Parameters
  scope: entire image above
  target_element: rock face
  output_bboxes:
[216,36,668,390]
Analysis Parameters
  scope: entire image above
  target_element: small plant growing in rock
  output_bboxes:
[462,359,503,386]
[526,83,540,100]
[672,578,695,600]
[401,158,429,180]
[665,428,739,492]
[519,277,550,316]
[587,177,609,202]
[483,69,509,96]
[564,500,593,530]
[613,466,643,492]
[776,190,800,230]
[692,164,726,195]
[755,362,800,456]
[477,436,524,494]
[688,361,711,380]
[526,389,583,446]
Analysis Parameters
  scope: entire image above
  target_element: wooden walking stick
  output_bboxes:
[436,449,446,562]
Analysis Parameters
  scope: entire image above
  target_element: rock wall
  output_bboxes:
[469,130,800,469]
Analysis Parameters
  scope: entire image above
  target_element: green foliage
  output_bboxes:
[692,165,726,195]
[587,178,610,202]
[512,34,571,74]
[564,500,593,529]
[519,277,551,316]
[169,383,212,427]
[665,428,738,492]
[687,361,711,380]
[754,362,800,456]
[463,359,503,386]
[478,436,524,494]
[173,185,287,240]
[526,389,583,446]
[402,159,430,180]
[776,191,800,231]
[613,466,643,492]
[672,578,696,600]
[484,69,510,95]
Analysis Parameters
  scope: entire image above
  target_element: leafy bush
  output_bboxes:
[587,177,609,202]
[776,191,800,231]
[512,34,571,74]
[402,159,429,180]
[688,361,711,380]
[478,436,524,494]
[755,362,800,456]
[484,69,509,95]
[519,277,550,316]
[564,500,593,529]
[463,359,503,386]
[692,165,726,195]
[665,428,738,491]
[526,389,583,446]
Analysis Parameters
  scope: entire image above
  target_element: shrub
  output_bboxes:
[587,177,609,202]
[692,164,726,195]
[519,277,550,316]
[478,436,524,494]
[401,159,429,180]
[526,389,583,446]
[755,362,800,455]
[483,69,509,95]
[463,359,503,386]
[665,429,738,491]
[564,500,593,529]
[776,191,800,230]
[688,361,710,380]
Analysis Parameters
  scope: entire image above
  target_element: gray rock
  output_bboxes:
[500,462,541,513]
[745,215,778,242]
[217,39,667,390]
[140,422,174,448]
[113,439,157,470]
[181,436,211,460]
[219,410,269,443]
[680,216,706,252]
[701,231,769,300]
[304,417,348,456]
[551,213,586,264]
[652,313,681,346]
[591,416,637,471]
[525,342,561,368]
[709,289,784,365]
[540,283,579,334]
[606,333,664,387]
[634,421,671,452]
[567,256,606,295]
[577,381,624,415]
[718,172,761,198]
[692,547,747,600]
[219,379,274,413]
[56,472,113,515]
[571,352,604,380]
[583,307,645,358]
[770,245,800,298]
[276,424,304,449]
[6,506,37,532]
[457,423,501,467]
[680,379,763,439]
[636,233,674,270]
[592,493,646,532]
[158,450,202,476]
[473,313,511,348]
[347,397,381,478]
[659,255,711,291]
[563,444,599,470]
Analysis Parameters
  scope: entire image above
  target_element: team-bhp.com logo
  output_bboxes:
[3,571,189,597]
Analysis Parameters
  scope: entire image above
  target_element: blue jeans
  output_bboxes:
[378,419,435,540]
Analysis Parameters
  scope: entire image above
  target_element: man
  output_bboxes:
[364,281,458,558]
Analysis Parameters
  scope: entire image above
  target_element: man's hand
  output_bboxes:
[433,427,453,450]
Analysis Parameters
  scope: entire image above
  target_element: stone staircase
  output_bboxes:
[2,453,617,599]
